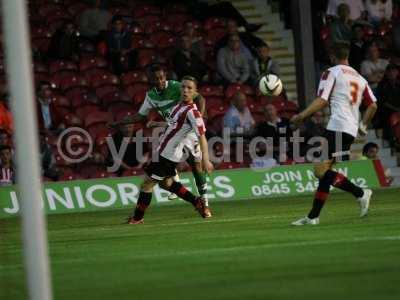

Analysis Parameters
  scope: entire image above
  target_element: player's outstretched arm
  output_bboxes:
[199,134,214,174]
[290,97,328,127]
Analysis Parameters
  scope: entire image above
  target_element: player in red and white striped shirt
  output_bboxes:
[290,43,378,225]
[127,76,213,224]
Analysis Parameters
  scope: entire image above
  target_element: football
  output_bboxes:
[259,74,283,96]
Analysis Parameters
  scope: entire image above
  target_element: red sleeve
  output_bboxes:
[362,84,377,106]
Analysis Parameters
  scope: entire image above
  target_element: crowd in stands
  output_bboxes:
[0,0,395,184]
[304,0,400,151]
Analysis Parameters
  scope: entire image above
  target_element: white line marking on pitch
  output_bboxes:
[1,235,399,269]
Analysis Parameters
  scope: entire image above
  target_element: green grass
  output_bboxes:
[1,189,400,300]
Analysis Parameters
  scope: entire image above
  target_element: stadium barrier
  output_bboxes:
[0,160,387,218]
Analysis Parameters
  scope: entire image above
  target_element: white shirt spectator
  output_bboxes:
[360,58,389,89]
[327,0,365,20]
[365,0,392,22]
[223,105,255,134]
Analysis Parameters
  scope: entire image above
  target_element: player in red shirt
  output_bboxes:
[127,76,213,224]
[291,43,378,225]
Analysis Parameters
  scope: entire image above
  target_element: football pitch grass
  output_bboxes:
[1,188,400,300]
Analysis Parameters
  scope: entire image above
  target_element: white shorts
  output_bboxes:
[183,131,202,163]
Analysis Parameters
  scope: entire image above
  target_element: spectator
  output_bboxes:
[329,3,353,44]
[0,145,15,186]
[349,24,368,71]
[171,35,208,82]
[223,91,255,137]
[326,0,366,21]
[78,0,111,42]
[48,21,80,61]
[256,104,292,161]
[217,34,250,84]
[36,81,63,132]
[39,132,60,181]
[365,0,392,24]
[360,43,389,90]
[182,23,206,61]
[0,97,13,134]
[361,142,380,159]
[375,64,400,139]
[215,19,263,62]
[106,16,137,75]
[251,44,280,84]
[361,141,393,184]
[107,123,147,176]
[299,111,326,159]
[0,129,10,147]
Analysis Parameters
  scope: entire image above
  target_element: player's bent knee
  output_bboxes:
[141,176,157,192]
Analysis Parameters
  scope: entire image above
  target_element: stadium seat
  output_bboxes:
[125,83,150,99]
[199,85,224,97]
[216,162,247,170]
[50,70,79,89]
[59,74,88,91]
[34,62,49,74]
[122,168,145,177]
[207,105,228,119]
[32,37,51,53]
[204,17,226,31]
[95,85,121,99]
[89,72,120,89]
[89,170,117,179]
[52,94,71,109]
[49,60,78,74]
[131,36,155,49]
[35,72,51,84]
[101,91,132,108]
[59,172,85,181]
[38,3,64,17]
[225,83,255,99]
[78,40,96,54]
[150,32,176,49]
[114,109,137,121]
[121,70,149,86]
[31,26,52,39]
[79,56,108,72]
[62,113,83,128]
[129,24,144,35]
[67,2,89,16]
[75,105,102,121]
[84,111,113,128]
[134,4,162,18]
[164,3,188,14]
[137,49,158,67]
[166,13,191,32]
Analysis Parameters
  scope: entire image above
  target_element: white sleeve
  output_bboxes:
[187,109,206,137]
[326,0,338,16]
[138,93,153,116]
[317,70,336,101]
[386,0,393,20]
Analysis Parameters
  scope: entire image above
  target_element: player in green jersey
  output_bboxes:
[111,64,211,217]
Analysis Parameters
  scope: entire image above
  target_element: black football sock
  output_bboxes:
[308,171,335,219]
[328,170,364,198]
[167,181,198,205]
[132,191,152,220]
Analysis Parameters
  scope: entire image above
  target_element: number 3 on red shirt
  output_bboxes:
[350,81,359,105]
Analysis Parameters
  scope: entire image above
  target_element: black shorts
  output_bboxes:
[144,156,177,181]
[323,129,355,161]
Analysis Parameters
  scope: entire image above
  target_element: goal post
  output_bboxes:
[1,0,53,299]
